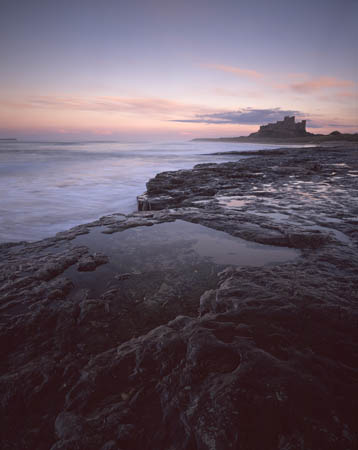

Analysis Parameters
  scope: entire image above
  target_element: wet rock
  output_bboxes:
[54,412,86,440]
[286,230,330,249]
[77,253,109,272]
[100,442,122,450]
[49,302,357,450]
[137,193,176,211]
[1,145,358,450]
[115,272,141,280]
[36,262,70,281]
[47,288,67,300]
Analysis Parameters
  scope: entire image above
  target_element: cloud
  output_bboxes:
[1,95,208,117]
[307,120,356,129]
[203,63,355,100]
[290,76,354,93]
[326,123,357,128]
[318,90,358,103]
[171,108,303,125]
[203,64,263,79]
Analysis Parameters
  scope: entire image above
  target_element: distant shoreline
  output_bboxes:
[192,134,358,145]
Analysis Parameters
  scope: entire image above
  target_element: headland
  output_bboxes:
[193,116,358,145]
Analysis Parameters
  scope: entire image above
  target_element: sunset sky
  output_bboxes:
[0,0,357,140]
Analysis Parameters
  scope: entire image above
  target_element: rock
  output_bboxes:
[101,442,123,450]
[50,302,357,449]
[47,288,66,300]
[54,412,86,440]
[286,230,329,248]
[77,253,109,271]
[115,272,141,280]
[1,145,358,450]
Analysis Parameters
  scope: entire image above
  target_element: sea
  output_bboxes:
[0,140,291,243]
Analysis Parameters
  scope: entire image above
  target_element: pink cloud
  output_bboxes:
[205,66,355,100]
[332,90,357,98]
[290,76,354,93]
[318,90,358,103]
[203,64,263,79]
[1,95,213,117]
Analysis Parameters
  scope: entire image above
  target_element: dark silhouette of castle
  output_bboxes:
[249,116,310,138]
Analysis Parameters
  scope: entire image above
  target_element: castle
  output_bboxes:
[249,116,310,138]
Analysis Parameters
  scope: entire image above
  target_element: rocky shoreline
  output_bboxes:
[192,134,358,145]
[1,145,358,449]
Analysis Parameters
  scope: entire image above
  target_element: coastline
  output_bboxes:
[192,135,358,145]
[1,144,358,449]
[0,139,287,244]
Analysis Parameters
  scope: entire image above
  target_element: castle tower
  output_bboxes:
[249,116,309,138]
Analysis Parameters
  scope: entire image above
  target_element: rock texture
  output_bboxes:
[1,145,358,449]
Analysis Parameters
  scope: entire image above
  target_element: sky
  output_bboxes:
[0,0,357,140]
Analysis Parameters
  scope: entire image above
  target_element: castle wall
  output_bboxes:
[250,116,308,138]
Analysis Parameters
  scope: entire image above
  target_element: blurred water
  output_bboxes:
[0,139,285,242]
